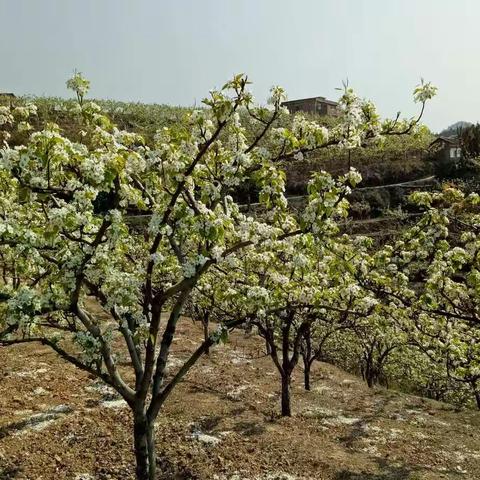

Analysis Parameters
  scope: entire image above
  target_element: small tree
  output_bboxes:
[298,238,373,391]
[353,312,406,388]
[300,308,357,391]
[199,232,375,415]
[196,236,323,417]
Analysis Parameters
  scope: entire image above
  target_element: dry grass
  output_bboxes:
[1,318,479,479]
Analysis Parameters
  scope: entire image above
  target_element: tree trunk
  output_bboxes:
[360,364,366,382]
[302,326,312,391]
[303,356,311,391]
[134,413,156,480]
[365,362,375,388]
[281,373,291,417]
[304,365,311,391]
[202,319,210,355]
[363,350,376,388]
[280,316,294,417]
[265,337,271,355]
[470,380,480,410]
[474,390,480,410]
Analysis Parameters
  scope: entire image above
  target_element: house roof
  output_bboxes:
[282,96,339,107]
[430,136,460,147]
[320,99,340,106]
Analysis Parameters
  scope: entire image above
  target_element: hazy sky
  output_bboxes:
[1,0,479,131]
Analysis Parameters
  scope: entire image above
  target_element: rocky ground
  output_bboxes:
[1,318,479,480]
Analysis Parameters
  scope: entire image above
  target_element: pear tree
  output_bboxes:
[0,72,436,478]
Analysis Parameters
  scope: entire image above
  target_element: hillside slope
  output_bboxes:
[1,320,479,480]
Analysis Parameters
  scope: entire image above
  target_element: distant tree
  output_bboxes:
[460,123,480,159]
[356,187,480,408]
[439,120,472,138]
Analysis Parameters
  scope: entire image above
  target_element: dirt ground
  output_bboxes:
[1,318,480,480]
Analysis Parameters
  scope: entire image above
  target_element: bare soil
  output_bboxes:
[1,319,479,479]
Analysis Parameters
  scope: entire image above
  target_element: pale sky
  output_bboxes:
[1,0,479,132]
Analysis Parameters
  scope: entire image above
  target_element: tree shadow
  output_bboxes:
[0,460,22,480]
[186,380,242,403]
[334,457,463,480]
[185,379,262,413]
[335,458,417,480]
[156,454,201,480]
[334,466,411,480]
[195,415,222,432]
[232,420,266,436]
[338,396,397,448]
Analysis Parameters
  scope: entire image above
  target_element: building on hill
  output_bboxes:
[281,96,341,116]
[429,135,462,161]
[0,93,15,98]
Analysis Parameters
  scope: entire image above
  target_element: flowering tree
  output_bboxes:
[405,189,480,406]
[298,237,375,391]
[197,228,413,412]
[350,187,480,406]
[196,224,365,416]
[0,72,435,478]
[298,236,410,390]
